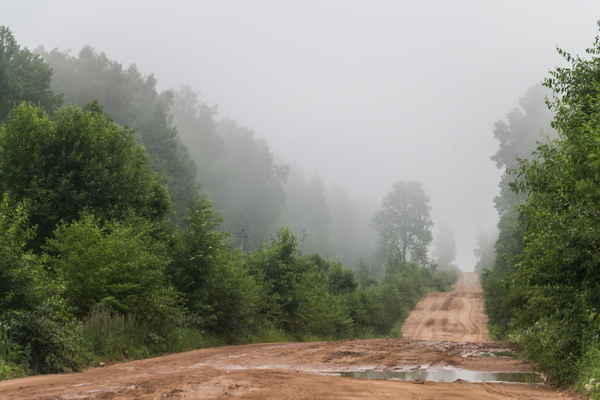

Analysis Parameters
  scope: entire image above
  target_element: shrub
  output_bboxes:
[0,197,78,374]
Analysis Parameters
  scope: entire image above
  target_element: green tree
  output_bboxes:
[0,102,170,248]
[0,197,77,373]
[480,209,523,333]
[355,260,377,289]
[168,197,264,338]
[371,181,433,266]
[45,215,178,321]
[246,228,305,328]
[502,26,600,382]
[0,26,62,123]
[481,83,555,339]
[40,47,197,220]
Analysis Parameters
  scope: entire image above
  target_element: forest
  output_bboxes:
[473,24,600,398]
[0,26,460,379]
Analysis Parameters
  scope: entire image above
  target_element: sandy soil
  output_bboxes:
[0,272,583,399]
[402,272,489,342]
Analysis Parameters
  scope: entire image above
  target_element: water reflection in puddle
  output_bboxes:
[339,369,544,383]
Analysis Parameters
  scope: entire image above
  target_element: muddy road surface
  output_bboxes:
[0,272,581,399]
[402,272,488,342]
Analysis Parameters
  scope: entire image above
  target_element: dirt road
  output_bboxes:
[402,272,489,342]
[0,272,581,399]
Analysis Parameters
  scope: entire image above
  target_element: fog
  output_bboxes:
[4,1,600,269]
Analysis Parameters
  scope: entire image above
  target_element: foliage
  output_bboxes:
[482,84,555,339]
[480,24,600,387]
[577,342,600,399]
[0,197,78,374]
[506,33,600,380]
[246,228,306,329]
[45,214,179,323]
[0,102,171,249]
[168,197,227,313]
[40,47,197,220]
[480,209,523,335]
[356,260,378,289]
[371,181,433,265]
[78,309,152,363]
[0,26,62,123]
[0,31,466,381]
[169,197,264,338]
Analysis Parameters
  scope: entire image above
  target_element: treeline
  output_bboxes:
[38,45,378,268]
[0,26,459,379]
[475,24,600,397]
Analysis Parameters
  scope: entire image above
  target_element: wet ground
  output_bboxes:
[0,273,583,399]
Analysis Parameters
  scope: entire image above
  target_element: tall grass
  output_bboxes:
[77,309,225,366]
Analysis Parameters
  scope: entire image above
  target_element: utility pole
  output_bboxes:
[235,228,249,252]
[299,229,308,256]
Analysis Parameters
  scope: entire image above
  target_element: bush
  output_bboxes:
[0,197,78,374]
[168,198,266,339]
[45,214,180,326]
[577,341,600,399]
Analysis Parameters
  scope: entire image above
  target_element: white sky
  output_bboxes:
[4,1,600,269]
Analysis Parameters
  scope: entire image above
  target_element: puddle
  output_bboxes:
[339,369,544,383]
[492,351,518,358]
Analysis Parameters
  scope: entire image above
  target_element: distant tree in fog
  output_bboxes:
[491,83,555,214]
[213,119,289,249]
[328,187,378,268]
[371,181,433,265]
[432,224,456,269]
[302,172,333,255]
[473,227,497,274]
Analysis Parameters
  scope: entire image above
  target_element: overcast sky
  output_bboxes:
[4,1,600,269]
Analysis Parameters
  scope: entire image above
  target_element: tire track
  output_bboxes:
[402,272,489,342]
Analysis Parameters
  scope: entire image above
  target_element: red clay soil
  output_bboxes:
[0,272,583,399]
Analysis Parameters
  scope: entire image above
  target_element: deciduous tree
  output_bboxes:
[0,26,62,123]
[0,102,170,248]
[371,181,433,266]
